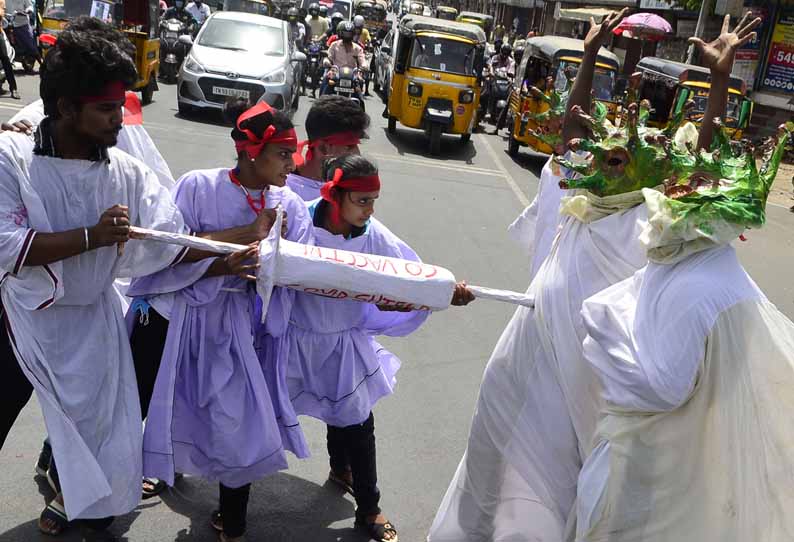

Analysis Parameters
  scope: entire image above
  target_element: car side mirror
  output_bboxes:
[292,50,307,63]
[178,34,194,46]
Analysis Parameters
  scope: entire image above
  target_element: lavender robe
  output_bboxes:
[277,199,430,427]
[128,168,312,488]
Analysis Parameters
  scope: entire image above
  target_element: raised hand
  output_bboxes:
[584,8,629,52]
[688,12,761,76]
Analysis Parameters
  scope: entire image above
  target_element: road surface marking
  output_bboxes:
[477,133,530,207]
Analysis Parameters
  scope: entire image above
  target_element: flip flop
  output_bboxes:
[38,499,69,536]
[355,515,398,542]
[142,477,167,499]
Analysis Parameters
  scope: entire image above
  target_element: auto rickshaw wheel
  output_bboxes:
[461,133,471,144]
[429,123,442,155]
[508,133,519,157]
[141,76,156,105]
[387,116,396,133]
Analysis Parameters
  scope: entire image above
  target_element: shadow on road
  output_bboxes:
[382,126,478,165]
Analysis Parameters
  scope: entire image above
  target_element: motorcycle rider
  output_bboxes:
[324,11,344,45]
[488,42,515,77]
[323,21,366,101]
[305,2,328,41]
[287,7,306,50]
[163,0,198,33]
[352,15,372,96]
[6,0,42,70]
[185,0,211,25]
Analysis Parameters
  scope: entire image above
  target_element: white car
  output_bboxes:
[177,11,306,116]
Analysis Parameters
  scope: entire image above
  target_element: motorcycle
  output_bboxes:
[303,39,326,97]
[5,14,37,74]
[159,18,191,83]
[487,66,512,124]
[324,65,365,111]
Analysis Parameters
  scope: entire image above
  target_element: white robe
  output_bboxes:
[574,245,794,541]
[429,190,650,542]
[0,131,186,519]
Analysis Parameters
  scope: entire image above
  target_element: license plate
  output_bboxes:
[166,31,178,38]
[212,87,249,99]
[340,79,352,88]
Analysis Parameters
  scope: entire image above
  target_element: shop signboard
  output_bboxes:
[762,6,794,94]
[733,5,768,91]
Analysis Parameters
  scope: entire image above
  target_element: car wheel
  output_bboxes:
[508,133,520,157]
[387,116,396,133]
[461,133,471,143]
[429,123,442,155]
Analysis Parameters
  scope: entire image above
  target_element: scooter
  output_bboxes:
[487,66,512,124]
[159,17,192,83]
[324,65,365,111]
[303,39,326,97]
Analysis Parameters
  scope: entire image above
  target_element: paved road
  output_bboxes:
[1,71,793,542]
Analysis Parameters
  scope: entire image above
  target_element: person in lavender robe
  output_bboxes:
[277,154,473,542]
[127,100,312,542]
[286,95,369,201]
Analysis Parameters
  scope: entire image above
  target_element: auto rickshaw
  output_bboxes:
[455,11,492,37]
[41,0,160,104]
[435,5,457,20]
[385,14,486,154]
[220,0,272,16]
[635,56,753,140]
[354,0,387,35]
[507,36,621,156]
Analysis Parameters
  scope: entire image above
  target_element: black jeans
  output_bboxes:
[0,31,16,92]
[0,316,32,449]
[327,412,381,517]
[220,483,251,537]
[129,306,170,419]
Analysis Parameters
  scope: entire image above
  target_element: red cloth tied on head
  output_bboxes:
[320,167,380,224]
[292,131,362,167]
[79,81,127,104]
[234,101,298,158]
[123,92,143,126]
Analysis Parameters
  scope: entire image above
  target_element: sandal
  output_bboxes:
[328,469,355,496]
[142,477,167,499]
[210,510,223,532]
[355,514,398,542]
[38,498,69,536]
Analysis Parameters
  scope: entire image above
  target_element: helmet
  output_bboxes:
[287,6,299,22]
[319,4,328,16]
[500,43,512,56]
[513,46,525,64]
[353,14,365,28]
[308,2,319,15]
[338,20,355,41]
[331,11,344,22]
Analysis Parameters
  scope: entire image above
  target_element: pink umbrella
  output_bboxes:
[613,12,672,41]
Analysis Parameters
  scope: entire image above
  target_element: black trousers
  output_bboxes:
[0,31,17,92]
[327,412,381,517]
[0,316,33,449]
[129,306,170,419]
[220,482,251,537]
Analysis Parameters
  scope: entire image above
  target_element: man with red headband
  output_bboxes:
[287,95,370,201]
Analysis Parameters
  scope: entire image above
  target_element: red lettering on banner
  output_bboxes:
[305,245,323,259]
[380,259,398,276]
[404,262,422,276]
[354,254,370,268]
[355,293,375,302]
[424,266,438,279]
[304,287,349,299]
[365,255,382,272]
[324,249,348,264]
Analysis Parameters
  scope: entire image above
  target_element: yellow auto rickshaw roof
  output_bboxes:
[526,36,620,70]
[682,80,744,95]
[558,55,617,71]
[416,30,476,44]
[399,14,487,43]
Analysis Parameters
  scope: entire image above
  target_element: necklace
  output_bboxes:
[229,168,266,215]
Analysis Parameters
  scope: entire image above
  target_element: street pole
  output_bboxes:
[687,0,711,63]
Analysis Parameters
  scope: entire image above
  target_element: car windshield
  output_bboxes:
[223,0,271,15]
[198,18,285,55]
[687,89,742,127]
[410,36,475,75]
[44,0,118,21]
[329,0,351,18]
[555,60,615,101]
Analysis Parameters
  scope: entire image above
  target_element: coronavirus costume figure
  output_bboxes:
[428,11,762,542]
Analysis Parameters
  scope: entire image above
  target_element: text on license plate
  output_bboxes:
[212,86,250,99]
[340,79,352,88]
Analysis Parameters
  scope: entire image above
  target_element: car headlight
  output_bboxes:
[184,55,205,74]
[262,67,286,84]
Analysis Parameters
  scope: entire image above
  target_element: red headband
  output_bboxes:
[320,167,380,225]
[234,101,298,158]
[123,91,142,126]
[293,131,362,167]
[79,81,126,104]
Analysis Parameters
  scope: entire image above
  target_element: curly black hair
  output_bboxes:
[40,17,138,118]
[224,97,294,155]
[306,95,370,141]
[322,154,378,185]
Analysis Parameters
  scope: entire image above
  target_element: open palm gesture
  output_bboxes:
[584,7,629,52]
[689,12,761,75]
